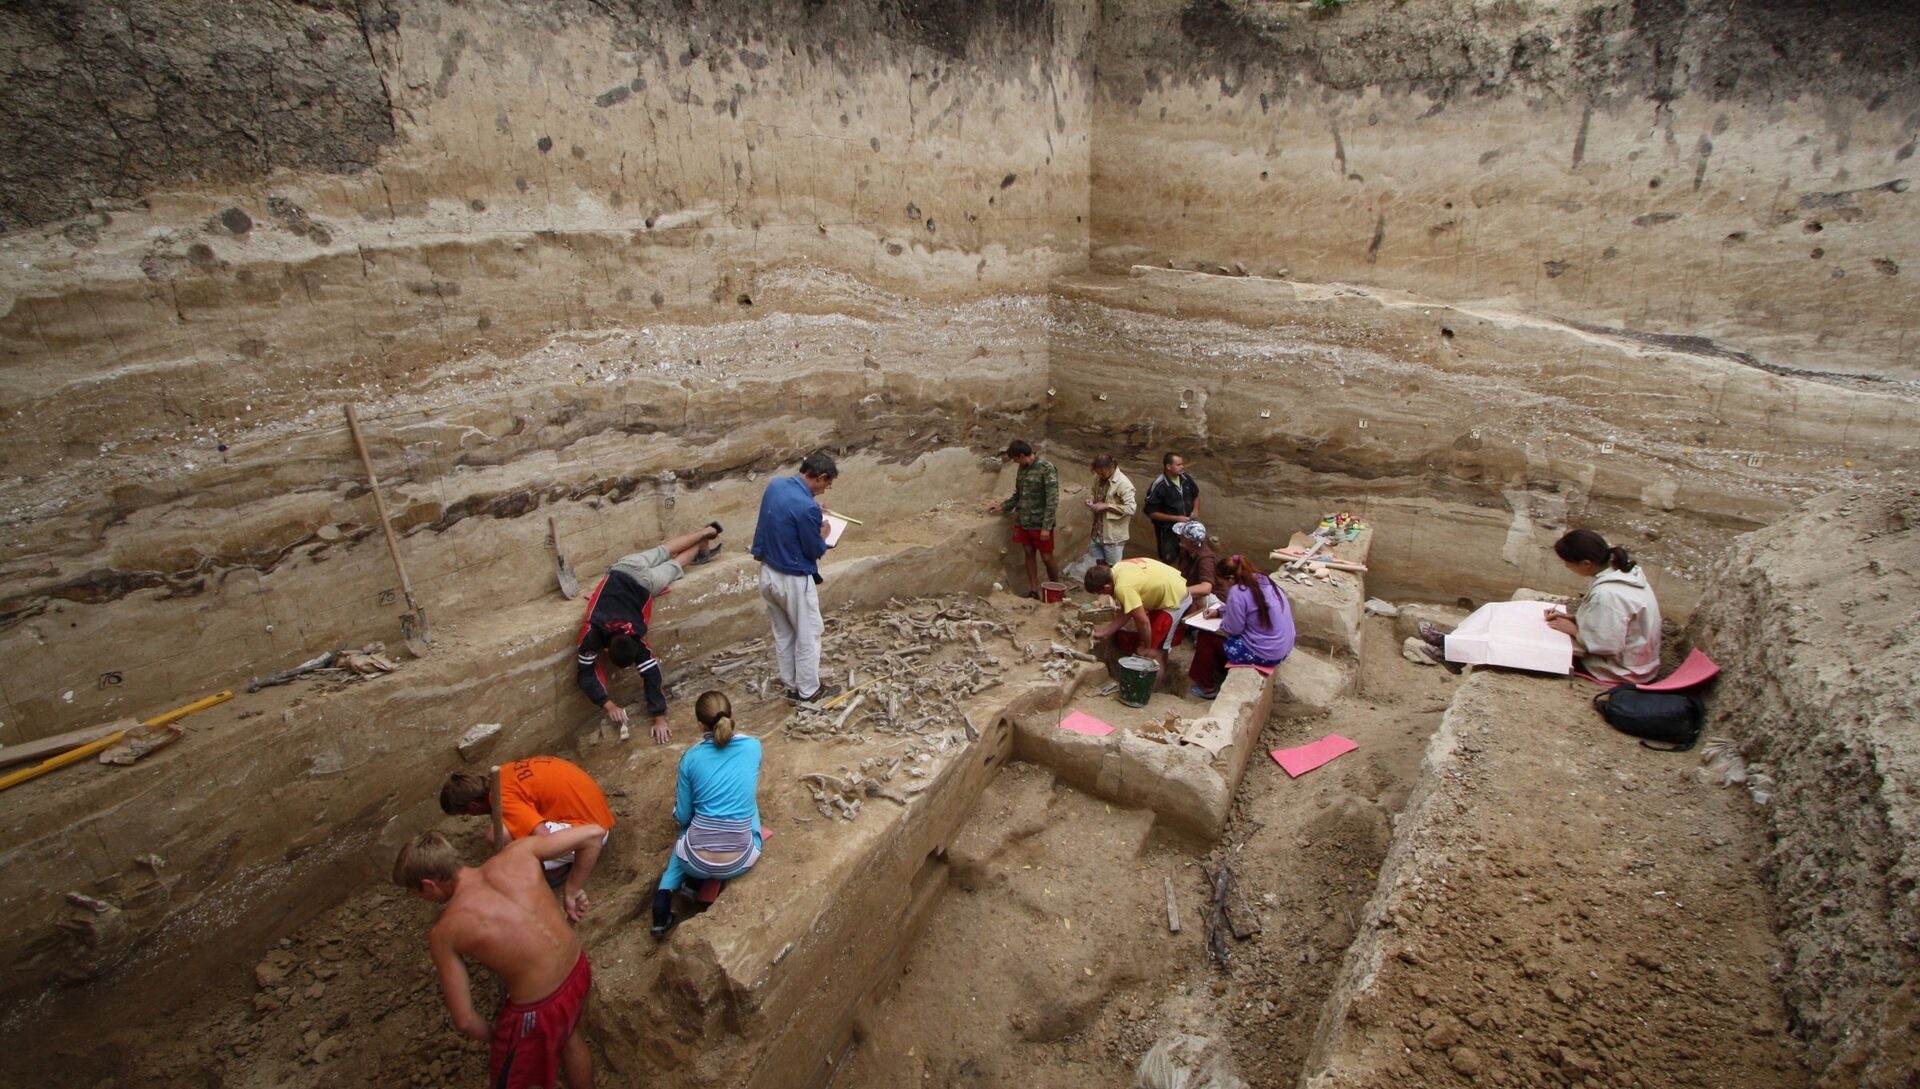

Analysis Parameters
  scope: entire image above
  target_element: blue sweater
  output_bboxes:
[674,736,763,831]
[751,474,828,577]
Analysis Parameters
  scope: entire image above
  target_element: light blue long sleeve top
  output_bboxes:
[674,735,763,831]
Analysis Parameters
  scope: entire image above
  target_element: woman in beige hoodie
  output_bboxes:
[1544,529,1663,685]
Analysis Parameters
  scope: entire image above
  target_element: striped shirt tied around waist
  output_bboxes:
[673,815,760,879]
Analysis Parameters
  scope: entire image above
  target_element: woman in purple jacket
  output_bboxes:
[1187,554,1295,700]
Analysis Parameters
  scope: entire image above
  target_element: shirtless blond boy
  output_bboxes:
[393,827,604,1089]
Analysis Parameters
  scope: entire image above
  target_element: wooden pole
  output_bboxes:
[344,404,432,650]
[0,690,234,793]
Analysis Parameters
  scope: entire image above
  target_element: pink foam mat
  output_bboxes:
[1639,649,1721,691]
[1271,734,1358,778]
[1057,711,1115,737]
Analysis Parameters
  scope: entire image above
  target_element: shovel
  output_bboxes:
[548,515,581,599]
[344,405,433,658]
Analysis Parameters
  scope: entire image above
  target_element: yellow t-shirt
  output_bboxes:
[1111,557,1187,614]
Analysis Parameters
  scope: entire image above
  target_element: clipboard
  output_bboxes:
[823,513,850,548]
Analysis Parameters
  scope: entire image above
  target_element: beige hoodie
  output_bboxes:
[1574,565,1663,685]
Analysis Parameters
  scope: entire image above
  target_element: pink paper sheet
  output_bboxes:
[1271,734,1358,778]
[1057,711,1115,737]
[1226,661,1277,676]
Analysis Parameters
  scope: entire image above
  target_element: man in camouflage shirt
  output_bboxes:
[988,438,1060,599]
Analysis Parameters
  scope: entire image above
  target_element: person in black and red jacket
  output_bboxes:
[577,523,722,742]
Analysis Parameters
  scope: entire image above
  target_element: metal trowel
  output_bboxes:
[549,515,581,599]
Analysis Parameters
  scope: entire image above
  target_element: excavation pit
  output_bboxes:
[2,0,1918,1085]
[0,530,1830,1089]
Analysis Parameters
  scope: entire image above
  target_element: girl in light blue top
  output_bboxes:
[650,691,763,938]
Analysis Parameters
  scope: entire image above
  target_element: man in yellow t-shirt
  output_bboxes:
[1083,557,1193,680]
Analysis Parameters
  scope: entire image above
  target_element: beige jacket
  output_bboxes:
[1093,469,1137,545]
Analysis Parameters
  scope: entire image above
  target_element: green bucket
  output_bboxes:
[1117,655,1159,707]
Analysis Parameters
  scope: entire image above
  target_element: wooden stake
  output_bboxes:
[1164,876,1181,933]
[489,765,505,852]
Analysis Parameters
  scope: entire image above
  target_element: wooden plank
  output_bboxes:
[1164,876,1181,933]
[0,720,138,770]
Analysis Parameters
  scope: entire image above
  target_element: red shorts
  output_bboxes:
[1011,526,1055,554]
[490,952,591,1089]
[1113,610,1175,655]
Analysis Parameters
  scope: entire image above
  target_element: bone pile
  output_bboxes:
[797,749,939,820]
[786,596,1016,741]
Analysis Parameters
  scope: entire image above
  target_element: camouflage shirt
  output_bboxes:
[1003,457,1059,530]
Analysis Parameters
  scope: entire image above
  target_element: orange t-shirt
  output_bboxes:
[498,756,616,842]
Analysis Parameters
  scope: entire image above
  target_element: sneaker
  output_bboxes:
[649,913,679,940]
[1189,685,1220,700]
[1418,643,1464,675]
[798,683,844,704]
[783,687,802,703]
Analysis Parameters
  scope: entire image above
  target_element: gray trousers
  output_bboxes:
[758,565,823,695]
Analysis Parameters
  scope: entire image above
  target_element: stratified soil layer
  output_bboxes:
[0,1,1916,1086]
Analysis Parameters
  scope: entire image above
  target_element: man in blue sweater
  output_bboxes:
[750,452,843,703]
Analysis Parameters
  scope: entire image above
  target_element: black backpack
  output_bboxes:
[1592,686,1704,752]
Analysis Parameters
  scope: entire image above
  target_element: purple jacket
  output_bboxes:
[1221,577,1295,662]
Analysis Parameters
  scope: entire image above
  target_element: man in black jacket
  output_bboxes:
[1143,452,1201,564]
[576,524,721,741]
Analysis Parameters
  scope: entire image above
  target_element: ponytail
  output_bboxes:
[1554,529,1633,571]
[694,690,736,746]
[1224,554,1274,627]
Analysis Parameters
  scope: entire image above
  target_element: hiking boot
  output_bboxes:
[798,683,844,704]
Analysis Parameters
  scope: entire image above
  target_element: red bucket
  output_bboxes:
[1040,581,1067,604]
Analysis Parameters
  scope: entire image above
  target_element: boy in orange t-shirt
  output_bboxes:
[440,756,615,922]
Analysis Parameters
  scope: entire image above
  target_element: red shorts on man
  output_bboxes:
[490,952,592,1089]
[1011,526,1055,554]
[1113,609,1176,655]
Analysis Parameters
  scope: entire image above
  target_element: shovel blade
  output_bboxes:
[401,612,433,658]
[557,563,581,600]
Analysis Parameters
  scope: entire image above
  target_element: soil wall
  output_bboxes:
[1688,488,1920,1088]
[1047,268,1920,617]
[1093,0,1920,379]
[0,0,1094,745]
[0,0,1092,1038]
[2,1,1919,1084]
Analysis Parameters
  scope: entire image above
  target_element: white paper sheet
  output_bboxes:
[1183,611,1223,633]
[1443,600,1574,675]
